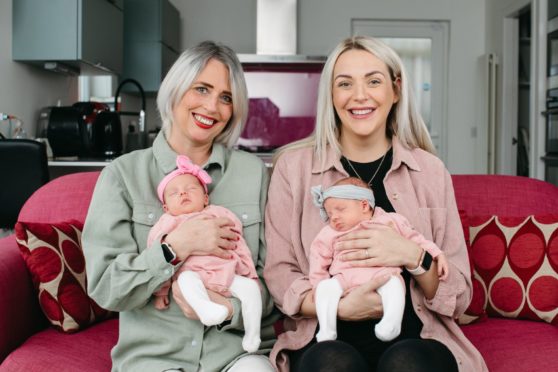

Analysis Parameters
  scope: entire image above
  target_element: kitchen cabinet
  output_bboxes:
[121,0,180,93]
[550,0,558,21]
[12,0,123,75]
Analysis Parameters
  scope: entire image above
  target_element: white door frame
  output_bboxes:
[532,0,548,180]
[499,17,519,175]
[352,19,449,163]
[498,0,548,179]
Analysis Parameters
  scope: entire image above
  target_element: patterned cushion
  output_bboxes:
[459,210,488,324]
[468,215,558,324]
[15,220,112,333]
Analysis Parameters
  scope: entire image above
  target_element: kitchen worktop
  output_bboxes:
[48,158,115,167]
[47,152,273,180]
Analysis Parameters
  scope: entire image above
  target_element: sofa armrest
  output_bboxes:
[0,235,46,361]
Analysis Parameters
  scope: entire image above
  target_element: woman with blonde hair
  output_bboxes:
[83,41,277,372]
[264,36,487,372]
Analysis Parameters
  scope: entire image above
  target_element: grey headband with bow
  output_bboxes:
[311,185,375,221]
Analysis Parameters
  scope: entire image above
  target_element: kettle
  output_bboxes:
[91,111,122,158]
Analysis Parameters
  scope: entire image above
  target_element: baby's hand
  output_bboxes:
[437,254,449,281]
[153,295,170,310]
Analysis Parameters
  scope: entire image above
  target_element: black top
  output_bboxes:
[337,147,423,355]
[339,148,394,213]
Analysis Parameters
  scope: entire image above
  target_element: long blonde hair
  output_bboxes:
[276,35,435,163]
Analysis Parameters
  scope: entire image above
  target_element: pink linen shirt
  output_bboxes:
[263,136,488,372]
[147,205,258,296]
[309,206,442,291]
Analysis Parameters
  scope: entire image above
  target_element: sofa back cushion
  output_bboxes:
[469,215,558,325]
[452,174,558,216]
[458,210,488,324]
[452,175,558,324]
[13,171,109,334]
[18,172,100,224]
[15,220,113,333]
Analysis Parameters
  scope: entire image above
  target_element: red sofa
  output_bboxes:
[1,172,557,371]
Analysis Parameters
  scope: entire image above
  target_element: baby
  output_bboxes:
[310,177,448,343]
[147,155,261,352]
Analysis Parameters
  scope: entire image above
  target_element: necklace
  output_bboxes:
[343,147,390,186]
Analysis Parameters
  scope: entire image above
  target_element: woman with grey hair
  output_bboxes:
[83,41,277,371]
[264,36,487,371]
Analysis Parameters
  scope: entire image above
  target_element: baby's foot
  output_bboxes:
[316,329,337,342]
[242,336,261,353]
[198,303,228,326]
[374,320,401,342]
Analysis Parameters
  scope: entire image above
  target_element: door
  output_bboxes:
[497,0,547,179]
[352,20,449,162]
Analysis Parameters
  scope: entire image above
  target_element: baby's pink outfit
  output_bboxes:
[309,206,442,291]
[147,205,258,298]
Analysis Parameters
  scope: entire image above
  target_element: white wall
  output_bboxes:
[173,0,488,174]
[0,0,78,139]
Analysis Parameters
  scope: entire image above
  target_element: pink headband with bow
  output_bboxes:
[157,155,212,203]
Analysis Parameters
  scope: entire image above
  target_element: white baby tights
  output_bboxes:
[177,271,262,352]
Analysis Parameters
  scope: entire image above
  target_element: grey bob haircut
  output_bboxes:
[156,41,248,148]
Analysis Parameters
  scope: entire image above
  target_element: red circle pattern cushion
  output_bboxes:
[457,210,488,325]
[15,220,112,333]
[469,215,558,325]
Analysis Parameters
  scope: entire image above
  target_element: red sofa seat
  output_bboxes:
[1,319,118,371]
[1,172,557,371]
[462,318,558,372]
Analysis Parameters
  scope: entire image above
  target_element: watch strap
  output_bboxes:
[161,235,180,265]
[406,249,432,276]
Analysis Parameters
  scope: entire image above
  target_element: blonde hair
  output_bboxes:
[276,35,435,163]
[157,41,248,148]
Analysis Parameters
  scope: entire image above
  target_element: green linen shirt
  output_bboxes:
[82,132,278,372]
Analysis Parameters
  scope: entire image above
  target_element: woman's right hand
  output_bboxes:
[336,275,390,321]
[164,215,239,261]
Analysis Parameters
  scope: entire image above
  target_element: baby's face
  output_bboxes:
[163,174,208,215]
[323,197,372,232]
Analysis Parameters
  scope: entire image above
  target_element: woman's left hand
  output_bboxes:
[171,280,233,321]
[335,224,421,269]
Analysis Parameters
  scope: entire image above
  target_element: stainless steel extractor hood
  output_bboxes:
[237,0,326,69]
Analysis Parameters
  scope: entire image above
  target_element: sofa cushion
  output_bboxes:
[18,172,100,224]
[458,210,487,324]
[15,220,112,333]
[0,318,118,371]
[469,215,558,324]
[461,318,558,372]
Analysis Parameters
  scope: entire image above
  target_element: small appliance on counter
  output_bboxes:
[45,101,124,159]
[47,106,91,158]
[37,106,52,139]
[43,79,146,160]
[90,111,122,157]
[113,78,147,153]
